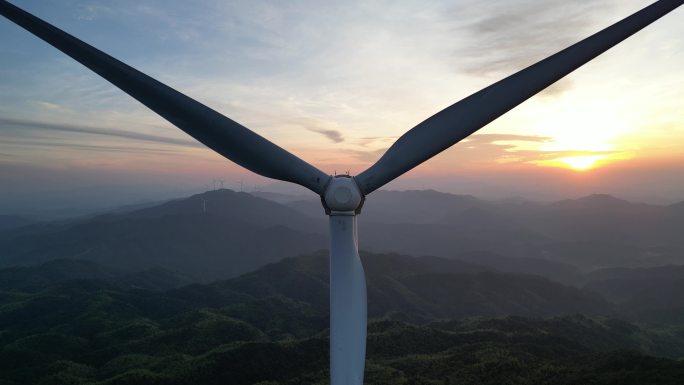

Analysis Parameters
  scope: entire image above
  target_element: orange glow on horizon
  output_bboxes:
[534,154,618,172]
[557,155,605,171]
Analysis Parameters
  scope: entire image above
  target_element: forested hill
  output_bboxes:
[2,254,684,384]
[214,251,612,320]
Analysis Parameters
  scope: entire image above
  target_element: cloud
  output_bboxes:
[75,3,113,21]
[446,0,613,95]
[280,116,345,143]
[0,117,202,148]
[449,132,616,166]
[306,127,344,143]
[335,134,556,166]
[354,136,398,148]
[1,138,186,155]
[343,148,388,163]
[462,134,552,144]
[33,100,69,112]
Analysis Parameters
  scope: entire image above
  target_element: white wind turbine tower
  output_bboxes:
[1,1,682,383]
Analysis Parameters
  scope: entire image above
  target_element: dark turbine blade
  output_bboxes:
[355,0,683,195]
[0,0,330,194]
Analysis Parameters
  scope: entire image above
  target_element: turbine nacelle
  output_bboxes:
[322,175,365,215]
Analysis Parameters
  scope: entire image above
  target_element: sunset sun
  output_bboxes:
[558,155,605,170]
[528,96,635,173]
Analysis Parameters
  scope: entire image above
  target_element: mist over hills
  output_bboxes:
[454,251,584,285]
[2,189,684,282]
[2,242,681,328]
[212,252,611,321]
[284,190,684,270]
[583,265,684,325]
[0,259,192,292]
[0,253,610,321]
[0,190,327,281]
[0,215,33,232]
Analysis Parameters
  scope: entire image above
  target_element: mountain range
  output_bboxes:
[3,186,684,384]
[0,190,326,281]
[1,189,683,281]
[0,215,33,232]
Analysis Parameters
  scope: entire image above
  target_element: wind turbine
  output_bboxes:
[1,0,682,383]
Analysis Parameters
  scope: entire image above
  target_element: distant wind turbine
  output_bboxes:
[1,0,682,383]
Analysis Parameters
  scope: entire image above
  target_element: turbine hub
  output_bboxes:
[323,175,364,214]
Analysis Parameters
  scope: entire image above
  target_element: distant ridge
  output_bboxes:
[551,193,655,210]
[0,189,327,281]
[213,251,613,320]
[1,189,684,281]
[0,215,33,232]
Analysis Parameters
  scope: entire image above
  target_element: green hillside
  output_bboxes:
[1,254,684,384]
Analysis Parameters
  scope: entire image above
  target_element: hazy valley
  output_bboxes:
[3,189,684,281]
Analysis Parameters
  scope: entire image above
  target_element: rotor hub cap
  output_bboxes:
[324,176,363,213]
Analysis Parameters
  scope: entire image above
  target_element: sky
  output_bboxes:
[1,0,683,215]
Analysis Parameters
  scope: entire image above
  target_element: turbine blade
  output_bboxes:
[329,215,367,385]
[355,0,683,195]
[0,1,330,194]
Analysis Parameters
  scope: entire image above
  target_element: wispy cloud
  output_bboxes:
[446,0,613,95]
[354,136,398,148]
[281,116,346,143]
[0,117,201,148]
[452,0,607,74]
[333,134,556,166]
[33,100,69,112]
[463,134,553,144]
[75,3,113,21]
[306,127,344,143]
[451,133,616,165]
[1,138,184,155]
[343,147,388,163]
